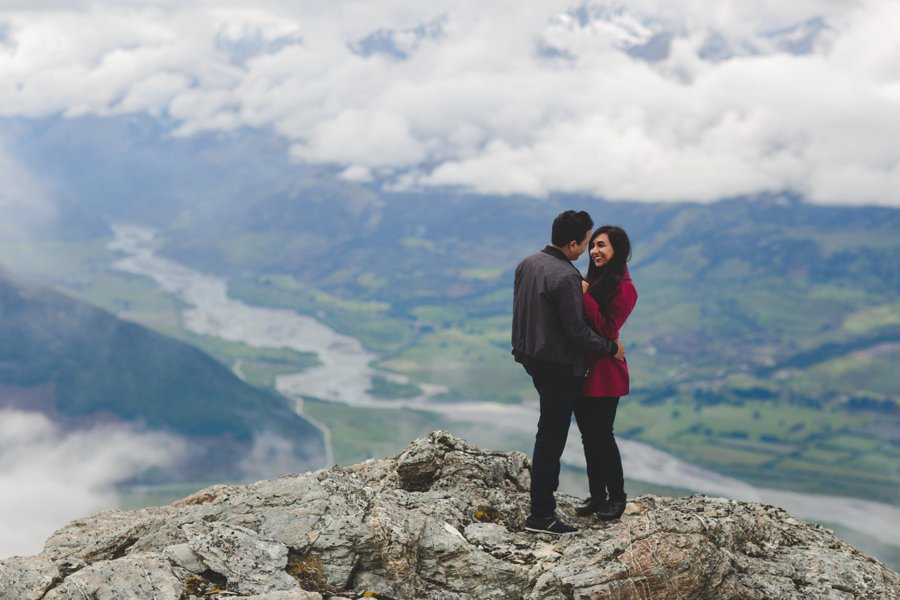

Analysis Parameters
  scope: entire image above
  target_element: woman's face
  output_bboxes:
[589,233,615,268]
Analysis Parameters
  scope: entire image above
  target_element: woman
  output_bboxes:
[574,225,637,521]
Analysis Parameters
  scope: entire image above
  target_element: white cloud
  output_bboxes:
[236,431,305,480]
[340,164,374,183]
[0,0,898,205]
[0,139,56,239]
[0,410,186,559]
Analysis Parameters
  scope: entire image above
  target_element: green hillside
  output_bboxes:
[0,268,325,482]
[159,188,900,502]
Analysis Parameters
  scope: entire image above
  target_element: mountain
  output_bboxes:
[2,432,898,599]
[162,185,900,369]
[350,16,447,60]
[4,114,302,234]
[546,2,831,64]
[0,267,325,482]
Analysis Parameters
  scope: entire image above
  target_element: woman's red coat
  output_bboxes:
[582,269,637,397]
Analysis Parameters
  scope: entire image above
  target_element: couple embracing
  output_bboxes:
[512,210,637,535]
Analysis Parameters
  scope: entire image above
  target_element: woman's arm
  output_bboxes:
[583,280,638,339]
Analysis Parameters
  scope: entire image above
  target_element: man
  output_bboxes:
[512,210,625,534]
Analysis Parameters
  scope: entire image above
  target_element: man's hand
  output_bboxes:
[581,280,589,293]
[613,339,625,361]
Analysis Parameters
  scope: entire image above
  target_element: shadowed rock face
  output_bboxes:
[1,431,898,599]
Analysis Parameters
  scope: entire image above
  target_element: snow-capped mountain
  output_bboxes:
[350,17,447,60]
[546,2,677,62]
[763,16,829,55]
[543,2,830,64]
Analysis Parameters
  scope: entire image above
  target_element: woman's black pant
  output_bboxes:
[574,396,625,502]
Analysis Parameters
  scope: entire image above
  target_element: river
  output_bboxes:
[109,224,900,549]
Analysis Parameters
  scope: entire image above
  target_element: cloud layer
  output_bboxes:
[0,410,185,558]
[1,0,898,205]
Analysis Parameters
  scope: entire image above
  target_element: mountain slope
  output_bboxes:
[163,186,900,378]
[0,267,325,481]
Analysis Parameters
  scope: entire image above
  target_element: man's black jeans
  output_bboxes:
[526,367,583,518]
[574,396,625,503]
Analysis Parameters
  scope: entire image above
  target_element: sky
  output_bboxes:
[0,0,898,206]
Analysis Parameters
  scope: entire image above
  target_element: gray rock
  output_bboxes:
[1,431,898,599]
[161,543,206,573]
[183,521,299,594]
[0,555,58,600]
[42,555,182,600]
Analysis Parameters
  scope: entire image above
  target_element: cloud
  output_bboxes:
[0,410,186,558]
[0,0,898,206]
[236,431,307,480]
[0,138,56,239]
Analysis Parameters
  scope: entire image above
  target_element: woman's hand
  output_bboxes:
[582,280,589,293]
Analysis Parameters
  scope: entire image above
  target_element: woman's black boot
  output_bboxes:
[595,497,626,521]
[575,496,607,516]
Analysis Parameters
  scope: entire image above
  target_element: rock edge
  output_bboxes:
[1,430,898,599]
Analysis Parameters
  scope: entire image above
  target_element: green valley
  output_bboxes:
[158,189,900,503]
[2,186,897,505]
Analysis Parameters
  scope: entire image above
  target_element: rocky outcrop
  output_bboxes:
[2,431,898,599]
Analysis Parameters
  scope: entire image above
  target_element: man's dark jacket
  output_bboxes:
[511,246,617,376]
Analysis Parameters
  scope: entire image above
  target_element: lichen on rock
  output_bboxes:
[1,430,897,599]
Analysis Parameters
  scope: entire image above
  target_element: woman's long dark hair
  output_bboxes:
[586,225,632,313]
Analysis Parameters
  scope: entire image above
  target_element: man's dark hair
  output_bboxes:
[551,210,594,247]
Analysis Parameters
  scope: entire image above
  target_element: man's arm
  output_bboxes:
[555,273,624,359]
